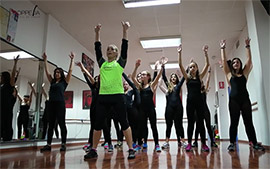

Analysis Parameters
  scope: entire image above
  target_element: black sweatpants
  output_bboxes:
[47,101,67,144]
[229,98,257,144]
[17,112,29,139]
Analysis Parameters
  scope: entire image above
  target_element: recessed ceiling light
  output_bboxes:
[140,36,181,49]
[150,62,179,70]
[0,51,34,60]
[123,0,181,8]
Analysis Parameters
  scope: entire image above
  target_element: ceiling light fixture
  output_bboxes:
[0,51,34,60]
[140,35,181,49]
[150,62,179,70]
[123,0,181,8]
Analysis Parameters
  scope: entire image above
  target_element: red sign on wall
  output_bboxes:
[219,81,224,89]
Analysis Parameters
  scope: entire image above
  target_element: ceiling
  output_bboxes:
[6,0,248,77]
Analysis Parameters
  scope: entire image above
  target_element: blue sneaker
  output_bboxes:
[134,145,141,151]
[132,143,136,148]
[143,143,148,149]
[155,144,161,152]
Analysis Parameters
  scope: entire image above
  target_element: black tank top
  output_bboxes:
[140,86,154,108]
[229,75,249,100]
[186,78,201,99]
[19,104,30,115]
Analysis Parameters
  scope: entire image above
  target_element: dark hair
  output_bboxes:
[1,71,11,84]
[230,58,243,76]
[189,62,200,79]
[24,95,30,98]
[170,73,179,84]
[52,67,65,83]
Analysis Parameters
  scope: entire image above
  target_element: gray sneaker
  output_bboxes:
[162,142,170,149]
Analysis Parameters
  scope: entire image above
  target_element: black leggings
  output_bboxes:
[88,107,96,145]
[47,101,67,144]
[194,104,214,143]
[165,104,184,142]
[186,97,206,144]
[17,113,29,139]
[229,98,257,144]
[94,94,129,131]
[138,107,159,145]
[127,106,139,143]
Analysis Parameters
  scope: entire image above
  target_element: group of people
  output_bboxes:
[1,21,265,161]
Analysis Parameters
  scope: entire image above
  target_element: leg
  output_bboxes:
[56,101,67,144]
[229,99,241,144]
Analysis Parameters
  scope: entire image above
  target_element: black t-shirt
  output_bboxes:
[49,80,68,102]
[0,83,15,112]
[229,75,249,100]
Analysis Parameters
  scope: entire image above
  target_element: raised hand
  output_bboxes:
[135,59,141,68]
[42,53,47,60]
[95,24,101,33]
[42,83,45,88]
[203,45,209,52]
[220,40,226,49]
[69,52,75,60]
[177,44,182,53]
[122,21,130,31]
[245,37,251,46]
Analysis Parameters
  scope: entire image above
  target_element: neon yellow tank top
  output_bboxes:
[99,60,124,95]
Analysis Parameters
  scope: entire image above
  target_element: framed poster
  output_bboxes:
[82,53,94,77]
[64,91,73,108]
[83,90,92,109]
[0,6,9,39]
[6,8,19,42]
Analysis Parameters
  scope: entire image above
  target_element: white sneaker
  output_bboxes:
[161,142,170,149]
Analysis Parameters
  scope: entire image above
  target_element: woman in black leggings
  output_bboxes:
[40,52,74,152]
[131,59,164,152]
[159,65,185,149]
[220,38,264,151]
[178,44,210,152]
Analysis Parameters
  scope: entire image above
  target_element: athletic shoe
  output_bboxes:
[84,149,98,159]
[253,143,265,151]
[128,149,136,159]
[132,143,136,148]
[60,144,66,151]
[201,144,210,152]
[108,144,114,152]
[114,141,123,148]
[161,142,170,149]
[192,142,198,147]
[40,145,51,152]
[227,143,235,152]
[104,143,108,149]
[101,142,106,146]
[134,145,141,151]
[211,142,218,147]
[155,144,161,152]
[83,144,90,150]
[85,145,92,153]
[185,143,192,152]
[249,141,253,147]
[143,143,148,149]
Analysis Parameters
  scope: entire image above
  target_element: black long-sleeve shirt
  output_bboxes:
[123,73,141,108]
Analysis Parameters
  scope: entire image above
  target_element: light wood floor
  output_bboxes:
[0,141,269,169]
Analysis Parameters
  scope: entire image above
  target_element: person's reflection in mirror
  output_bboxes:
[16,82,36,140]
[0,55,19,141]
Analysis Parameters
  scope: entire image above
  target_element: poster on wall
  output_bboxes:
[64,91,73,108]
[0,6,9,39]
[82,53,94,77]
[83,90,92,109]
[6,8,19,42]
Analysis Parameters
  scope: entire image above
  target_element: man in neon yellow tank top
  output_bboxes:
[84,22,136,160]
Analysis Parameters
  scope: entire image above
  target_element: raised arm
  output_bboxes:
[159,79,167,94]
[162,64,169,88]
[205,67,211,91]
[220,40,231,83]
[41,83,48,100]
[131,59,141,89]
[200,45,210,79]
[243,38,253,79]
[118,22,130,68]
[178,44,188,80]
[28,82,36,97]
[94,24,105,67]
[10,55,19,86]
[16,86,23,103]
[75,61,95,85]
[65,52,75,84]
[28,82,35,106]
[151,64,164,91]
[42,53,53,83]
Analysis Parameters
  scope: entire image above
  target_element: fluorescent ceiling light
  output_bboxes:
[123,0,181,8]
[0,51,34,60]
[150,62,179,70]
[140,36,181,49]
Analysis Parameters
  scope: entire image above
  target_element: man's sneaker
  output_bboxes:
[161,142,170,149]
[155,144,161,152]
[253,143,265,151]
[104,143,108,149]
[201,144,210,152]
[211,142,218,148]
[83,144,90,150]
[227,143,235,152]
[108,144,114,152]
[40,145,51,152]
[128,149,135,159]
[192,142,198,147]
[60,144,66,151]
[134,145,141,151]
[185,143,192,152]
[84,149,98,159]
[142,143,148,149]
